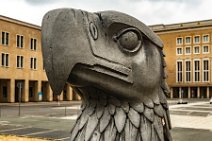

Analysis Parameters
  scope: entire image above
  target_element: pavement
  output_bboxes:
[0,99,212,141]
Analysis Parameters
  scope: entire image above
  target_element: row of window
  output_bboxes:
[1,53,37,70]
[176,34,210,45]
[2,85,36,98]
[176,45,210,55]
[1,31,37,50]
[177,59,210,83]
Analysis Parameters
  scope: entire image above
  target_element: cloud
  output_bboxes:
[25,0,58,5]
[1,0,212,26]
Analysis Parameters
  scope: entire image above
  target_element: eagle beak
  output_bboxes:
[41,9,71,95]
[41,9,100,95]
[41,9,93,95]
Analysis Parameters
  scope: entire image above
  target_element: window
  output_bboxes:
[176,37,183,45]
[17,35,24,48]
[2,32,9,46]
[202,34,209,43]
[185,60,191,82]
[194,35,200,44]
[185,36,191,44]
[176,47,183,55]
[1,53,9,67]
[203,59,209,82]
[194,60,200,82]
[29,87,34,97]
[30,38,37,50]
[202,45,209,54]
[30,57,37,70]
[16,56,24,68]
[185,46,191,55]
[3,86,7,98]
[194,46,200,54]
[177,61,183,82]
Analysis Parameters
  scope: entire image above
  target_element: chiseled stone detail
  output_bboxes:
[42,8,172,141]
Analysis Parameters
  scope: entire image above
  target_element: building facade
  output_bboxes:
[150,20,212,99]
[2,15,212,102]
[0,15,79,103]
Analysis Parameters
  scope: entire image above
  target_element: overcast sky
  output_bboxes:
[1,0,212,26]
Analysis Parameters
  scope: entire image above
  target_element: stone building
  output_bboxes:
[2,15,212,101]
[150,20,212,99]
[0,15,78,103]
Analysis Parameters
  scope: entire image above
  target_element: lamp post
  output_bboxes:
[17,81,22,117]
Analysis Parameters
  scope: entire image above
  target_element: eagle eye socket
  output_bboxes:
[113,28,142,53]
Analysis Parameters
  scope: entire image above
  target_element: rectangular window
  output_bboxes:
[203,60,209,82]
[3,86,7,98]
[176,47,183,55]
[17,35,24,48]
[202,34,209,43]
[176,37,183,45]
[34,58,37,69]
[16,56,24,68]
[194,35,200,44]
[202,45,209,54]
[194,46,200,54]
[177,61,183,82]
[30,38,37,50]
[2,31,9,46]
[1,53,9,67]
[29,87,34,97]
[185,36,191,44]
[185,46,191,55]
[30,57,37,70]
[185,61,191,82]
[194,60,200,82]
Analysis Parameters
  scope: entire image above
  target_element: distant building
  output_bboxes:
[0,15,79,103]
[2,15,212,102]
[150,20,212,99]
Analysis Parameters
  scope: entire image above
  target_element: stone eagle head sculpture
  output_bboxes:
[42,8,172,141]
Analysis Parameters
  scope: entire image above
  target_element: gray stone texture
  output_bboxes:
[41,8,172,141]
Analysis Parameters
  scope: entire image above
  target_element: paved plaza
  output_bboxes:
[0,99,211,141]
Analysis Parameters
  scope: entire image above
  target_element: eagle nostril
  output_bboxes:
[89,22,98,40]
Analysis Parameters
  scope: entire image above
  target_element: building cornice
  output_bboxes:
[0,15,41,30]
[150,19,212,34]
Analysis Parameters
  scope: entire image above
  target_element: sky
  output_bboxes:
[1,0,212,26]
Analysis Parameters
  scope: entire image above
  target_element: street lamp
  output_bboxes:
[17,81,23,116]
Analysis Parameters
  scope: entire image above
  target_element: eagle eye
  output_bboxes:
[113,28,142,53]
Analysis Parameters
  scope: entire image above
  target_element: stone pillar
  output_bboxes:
[37,81,42,101]
[8,79,15,103]
[170,87,173,98]
[179,87,182,99]
[206,87,210,98]
[58,91,64,101]
[33,81,38,102]
[76,94,81,100]
[197,87,200,98]
[188,87,191,98]
[22,80,29,102]
[47,83,53,101]
[66,84,73,101]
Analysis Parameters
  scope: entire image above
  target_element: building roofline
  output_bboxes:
[149,19,212,32]
[0,15,41,30]
[2,14,212,33]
